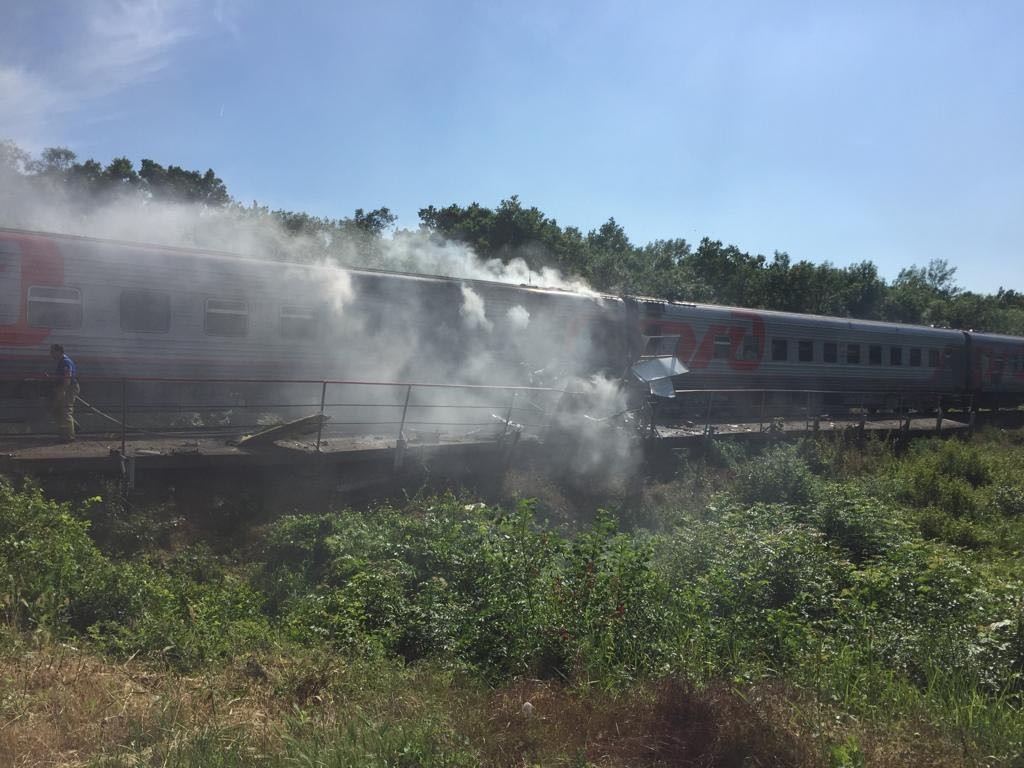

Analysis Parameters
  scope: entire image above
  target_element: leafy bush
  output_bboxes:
[733,444,817,506]
[803,486,911,562]
[263,500,677,686]
[896,440,994,517]
[74,554,270,670]
[0,479,104,635]
[840,540,993,686]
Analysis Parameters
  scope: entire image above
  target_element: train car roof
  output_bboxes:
[967,331,1024,345]
[646,295,979,340]
[0,226,614,303]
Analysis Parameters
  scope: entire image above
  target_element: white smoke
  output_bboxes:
[548,374,642,487]
[0,161,648,487]
[381,229,595,294]
[459,285,493,332]
[506,305,530,330]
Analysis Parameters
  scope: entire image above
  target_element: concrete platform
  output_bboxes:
[0,429,523,474]
[0,413,968,478]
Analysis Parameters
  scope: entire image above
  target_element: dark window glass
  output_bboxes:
[890,347,903,366]
[713,334,731,359]
[205,298,248,337]
[798,340,814,362]
[847,344,861,364]
[869,344,882,365]
[771,338,788,361]
[28,285,82,329]
[740,335,759,360]
[281,305,318,339]
[909,347,922,367]
[928,348,940,367]
[823,341,838,363]
[120,289,170,333]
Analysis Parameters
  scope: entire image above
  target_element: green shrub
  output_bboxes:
[804,486,911,562]
[982,484,1024,517]
[264,500,678,687]
[0,479,105,636]
[896,440,994,518]
[733,444,816,506]
[841,540,993,686]
[77,556,270,670]
[918,509,993,549]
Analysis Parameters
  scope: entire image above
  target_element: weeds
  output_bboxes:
[2,431,1024,764]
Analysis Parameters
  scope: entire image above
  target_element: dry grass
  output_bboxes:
[0,645,981,768]
[481,678,819,767]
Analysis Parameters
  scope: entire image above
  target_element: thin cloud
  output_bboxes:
[0,0,234,138]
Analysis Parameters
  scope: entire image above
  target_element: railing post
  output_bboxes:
[314,381,328,454]
[759,389,766,433]
[500,390,517,443]
[805,390,811,431]
[968,393,976,437]
[394,384,413,470]
[120,377,128,454]
[858,392,866,432]
[703,389,713,436]
[935,394,943,433]
[398,384,413,441]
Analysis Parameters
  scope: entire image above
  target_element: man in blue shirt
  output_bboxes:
[48,343,79,442]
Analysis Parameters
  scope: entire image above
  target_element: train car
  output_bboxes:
[638,300,970,411]
[966,332,1024,408]
[4,226,1023,434]
[0,228,627,432]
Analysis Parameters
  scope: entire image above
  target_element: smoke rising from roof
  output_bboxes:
[0,159,641,492]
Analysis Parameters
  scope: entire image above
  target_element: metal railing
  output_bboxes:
[665,387,975,436]
[0,376,568,451]
[0,376,980,447]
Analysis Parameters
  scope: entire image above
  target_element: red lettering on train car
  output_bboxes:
[646,311,764,371]
[0,233,64,345]
[728,311,764,371]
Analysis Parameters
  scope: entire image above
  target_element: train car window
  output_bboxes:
[846,344,861,364]
[28,285,82,329]
[823,342,838,363]
[868,344,882,365]
[798,340,814,362]
[713,334,731,359]
[890,347,903,366]
[741,335,759,360]
[280,305,318,339]
[205,298,248,337]
[928,349,940,367]
[120,289,170,333]
[909,347,922,367]
[771,338,788,362]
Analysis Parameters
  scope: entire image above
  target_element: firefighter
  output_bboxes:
[48,343,79,442]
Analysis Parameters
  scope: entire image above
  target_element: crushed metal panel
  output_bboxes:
[233,413,329,448]
[630,355,688,399]
[648,377,676,398]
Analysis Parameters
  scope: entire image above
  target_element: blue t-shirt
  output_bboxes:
[55,354,77,381]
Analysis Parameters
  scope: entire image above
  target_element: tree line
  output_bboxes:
[2,139,1022,335]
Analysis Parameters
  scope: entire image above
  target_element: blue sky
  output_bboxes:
[2,0,1022,293]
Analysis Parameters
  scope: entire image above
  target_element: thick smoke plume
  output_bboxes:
[0,167,641,487]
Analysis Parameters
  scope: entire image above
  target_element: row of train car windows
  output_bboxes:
[707,333,949,368]
[765,338,942,367]
[25,287,318,339]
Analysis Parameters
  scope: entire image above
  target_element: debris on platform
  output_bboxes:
[232,413,329,448]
